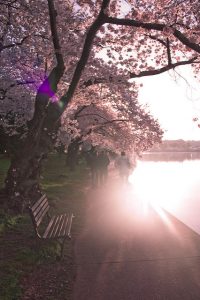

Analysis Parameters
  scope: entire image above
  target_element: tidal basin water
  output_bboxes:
[129,152,200,235]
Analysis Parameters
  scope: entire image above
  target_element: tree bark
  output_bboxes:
[4,128,53,213]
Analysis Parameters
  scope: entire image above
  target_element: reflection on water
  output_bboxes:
[129,152,200,235]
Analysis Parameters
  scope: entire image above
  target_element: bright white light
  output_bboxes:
[128,160,192,211]
[136,66,200,140]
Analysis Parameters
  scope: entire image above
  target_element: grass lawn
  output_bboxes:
[0,153,89,300]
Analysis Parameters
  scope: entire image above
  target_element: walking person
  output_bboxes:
[97,150,110,185]
[85,147,99,187]
[116,151,131,185]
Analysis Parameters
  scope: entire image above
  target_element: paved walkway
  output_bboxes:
[73,182,200,300]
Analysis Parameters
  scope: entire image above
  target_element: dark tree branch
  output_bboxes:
[0,36,29,53]
[105,16,200,54]
[145,34,166,47]
[92,118,129,131]
[0,80,35,100]
[142,35,172,66]
[74,117,130,143]
[52,0,110,114]
[47,0,64,67]
[76,113,109,122]
[74,105,88,119]
[35,0,65,97]
[166,38,172,65]
[100,119,129,126]
[0,34,49,53]
[10,80,35,88]
[82,56,198,88]
[129,57,198,78]
[29,0,65,136]
[144,34,172,66]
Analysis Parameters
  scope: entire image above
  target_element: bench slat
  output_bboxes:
[31,194,46,212]
[47,215,60,238]
[52,215,64,238]
[30,195,74,255]
[58,213,68,236]
[33,201,49,221]
[43,215,56,238]
[65,213,73,237]
[60,213,69,236]
[43,213,72,239]
[34,203,49,224]
[35,202,49,227]
[32,197,48,218]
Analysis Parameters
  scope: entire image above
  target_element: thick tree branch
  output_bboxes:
[82,56,198,88]
[129,57,198,78]
[52,0,110,113]
[29,0,65,136]
[47,0,64,68]
[105,16,200,54]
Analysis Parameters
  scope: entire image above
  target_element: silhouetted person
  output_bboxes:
[116,151,131,184]
[85,147,99,187]
[97,150,110,185]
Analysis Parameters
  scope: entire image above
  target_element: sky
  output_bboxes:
[136,66,200,141]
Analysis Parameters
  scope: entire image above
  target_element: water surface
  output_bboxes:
[129,152,200,234]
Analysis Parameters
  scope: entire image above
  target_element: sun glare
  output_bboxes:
[128,160,190,212]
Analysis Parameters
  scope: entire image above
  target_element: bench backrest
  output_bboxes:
[29,194,50,237]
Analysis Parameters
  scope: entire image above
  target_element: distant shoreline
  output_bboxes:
[143,151,200,154]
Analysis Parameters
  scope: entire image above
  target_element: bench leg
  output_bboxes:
[60,239,65,259]
[58,237,68,260]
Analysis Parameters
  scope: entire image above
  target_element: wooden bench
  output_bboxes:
[29,194,74,258]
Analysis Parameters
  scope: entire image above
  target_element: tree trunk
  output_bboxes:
[4,129,53,213]
[2,0,107,213]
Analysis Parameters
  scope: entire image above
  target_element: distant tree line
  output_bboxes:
[150,140,200,152]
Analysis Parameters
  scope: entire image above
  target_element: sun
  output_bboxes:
[128,160,185,213]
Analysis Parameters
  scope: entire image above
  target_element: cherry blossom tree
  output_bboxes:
[59,82,163,164]
[1,0,200,212]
